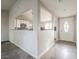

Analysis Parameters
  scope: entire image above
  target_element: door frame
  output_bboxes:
[58,15,76,42]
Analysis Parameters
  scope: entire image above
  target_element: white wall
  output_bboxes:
[1,10,9,41]
[9,0,55,58]
[53,17,58,40]
[9,0,38,58]
[38,5,55,58]
[9,30,37,57]
[38,30,54,57]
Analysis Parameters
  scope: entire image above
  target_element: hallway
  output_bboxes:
[1,40,77,59]
[1,0,77,59]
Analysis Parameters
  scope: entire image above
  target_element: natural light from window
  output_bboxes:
[64,21,69,32]
[45,23,52,29]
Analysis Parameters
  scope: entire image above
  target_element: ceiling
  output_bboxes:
[1,0,76,17]
[16,9,32,22]
[40,0,77,17]
[16,7,52,22]
[40,6,52,22]
[1,0,17,10]
[16,0,76,21]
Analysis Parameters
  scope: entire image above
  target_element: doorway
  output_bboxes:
[58,16,76,42]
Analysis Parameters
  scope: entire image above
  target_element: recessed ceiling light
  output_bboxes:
[58,0,63,3]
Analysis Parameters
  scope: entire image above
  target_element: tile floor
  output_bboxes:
[40,40,77,59]
[1,41,35,59]
[1,40,77,59]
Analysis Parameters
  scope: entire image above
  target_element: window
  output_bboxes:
[45,23,52,29]
[64,21,69,32]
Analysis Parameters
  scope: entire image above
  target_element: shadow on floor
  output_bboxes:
[40,40,77,59]
[1,41,35,59]
[1,40,77,59]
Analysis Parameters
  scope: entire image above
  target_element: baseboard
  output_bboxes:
[10,40,37,59]
[38,42,55,59]
[9,40,55,59]
[1,40,10,44]
[58,40,76,43]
